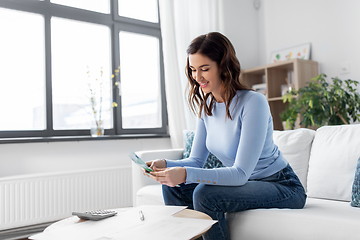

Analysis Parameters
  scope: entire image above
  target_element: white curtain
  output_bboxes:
[159,0,222,148]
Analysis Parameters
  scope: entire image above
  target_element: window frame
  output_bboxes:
[0,0,168,141]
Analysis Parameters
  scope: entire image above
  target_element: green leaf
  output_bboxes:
[279,73,360,128]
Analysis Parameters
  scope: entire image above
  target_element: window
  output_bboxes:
[50,0,110,14]
[119,31,162,129]
[0,8,46,131]
[0,0,167,140]
[118,0,158,23]
[51,18,112,130]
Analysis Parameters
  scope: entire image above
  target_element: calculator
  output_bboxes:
[72,210,117,221]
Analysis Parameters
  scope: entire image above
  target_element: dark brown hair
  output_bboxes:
[185,32,251,119]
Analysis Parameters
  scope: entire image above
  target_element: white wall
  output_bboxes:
[0,138,172,177]
[221,0,260,69]
[261,0,360,80]
[222,0,360,81]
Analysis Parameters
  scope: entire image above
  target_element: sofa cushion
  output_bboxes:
[351,157,360,207]
[273,128,316,191]
[183,130,225,169]
[307,124,360,202]
[136,185,164,206]
[227,197,360,240]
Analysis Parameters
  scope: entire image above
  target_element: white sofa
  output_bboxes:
[132,124,360,240]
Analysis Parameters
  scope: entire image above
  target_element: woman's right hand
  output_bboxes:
[147,159,167,170]
[142,159,167,176]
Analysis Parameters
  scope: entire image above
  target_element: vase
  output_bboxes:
[90,123,104,137]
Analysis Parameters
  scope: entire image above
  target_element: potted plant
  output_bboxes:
[86,66,119,137]
[281,73,360,129]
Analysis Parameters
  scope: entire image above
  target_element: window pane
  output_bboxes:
[51,0,110,14]
[119,31,162,129]
[0,8,45,131]
[51,18,112,130]
[118,0,158,23]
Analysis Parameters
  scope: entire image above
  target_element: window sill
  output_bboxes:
[0,133,170,144]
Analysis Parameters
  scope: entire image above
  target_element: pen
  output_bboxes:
[139,210,145,221]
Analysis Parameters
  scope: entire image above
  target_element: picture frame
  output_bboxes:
[269,42,311,63]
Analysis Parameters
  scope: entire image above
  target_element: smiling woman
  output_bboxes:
[188,53,223,102]
[144,32,307,240]
[185,32,251,120]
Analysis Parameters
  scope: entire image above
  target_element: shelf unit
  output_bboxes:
[241,58,319,130]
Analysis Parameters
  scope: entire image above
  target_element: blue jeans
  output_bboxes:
[162,164,307,240]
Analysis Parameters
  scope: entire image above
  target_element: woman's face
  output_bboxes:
[188,53,223,102]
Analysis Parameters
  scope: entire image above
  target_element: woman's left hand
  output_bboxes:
[150,167,186,187]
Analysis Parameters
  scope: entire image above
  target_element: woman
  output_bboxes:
[145,32,306,240]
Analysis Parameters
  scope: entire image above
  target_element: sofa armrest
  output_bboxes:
[132,148,183,206]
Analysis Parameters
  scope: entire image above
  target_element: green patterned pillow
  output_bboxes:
[351,157,360,207]
[183,131,225,169]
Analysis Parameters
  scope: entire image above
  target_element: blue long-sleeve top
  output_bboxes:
[166,90,288,186]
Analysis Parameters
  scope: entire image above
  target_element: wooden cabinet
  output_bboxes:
[241,58,319,130]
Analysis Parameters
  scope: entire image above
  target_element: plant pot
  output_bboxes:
[90,124,104,137]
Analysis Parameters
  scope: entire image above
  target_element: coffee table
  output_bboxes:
[35,207,213,240]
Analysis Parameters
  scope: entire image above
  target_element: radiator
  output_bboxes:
[0,166,132,231]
